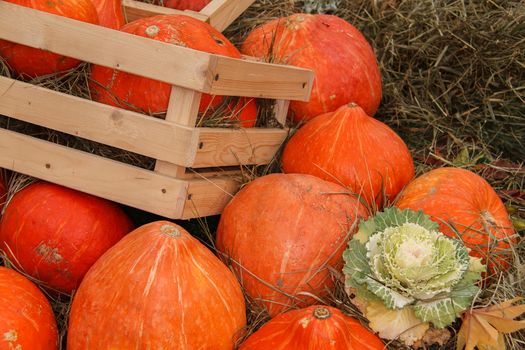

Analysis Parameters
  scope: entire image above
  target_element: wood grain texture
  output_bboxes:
[0,2,314,99]
[201,0,255,32]
[0,76,199,166]
[122,0,207,23]
[182,176,240,219]
[194,128,288,168]
[0,129,189,218]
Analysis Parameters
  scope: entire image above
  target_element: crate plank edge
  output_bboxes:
[0,3,314,219]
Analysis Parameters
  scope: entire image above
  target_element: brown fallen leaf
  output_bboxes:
[456,298,525,350]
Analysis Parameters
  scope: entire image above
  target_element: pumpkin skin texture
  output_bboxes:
[396,167,516,273]
[160,0,211,11]
[239,305,385,350]
[216,173,369,317]
[67,221,246,349]
[0,267,58,350]
[90,0,125,29]
[282,103,414,208]
[0,0,99,78]
[0,182,133,294]
[241,14,382,122]
[90,15,241,116]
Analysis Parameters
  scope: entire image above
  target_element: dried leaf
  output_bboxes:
[457,298,525,350]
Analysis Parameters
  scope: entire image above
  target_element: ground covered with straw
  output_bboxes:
[1,0,524,349]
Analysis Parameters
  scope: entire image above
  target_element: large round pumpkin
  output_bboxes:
[90,14,244,118]
[216,173,369,317]
[239,305,385,349]
[0,267,58,350]
[159,0,211,11]
[67,221,246,349]
[0,182,133,294]
[282,103,414,208]
[241,14,382,122]
[90,0,125,29]
[396,167,516,273]
[0,0,99,78]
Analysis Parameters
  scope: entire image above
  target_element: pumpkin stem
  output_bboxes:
[160,224,181,238]
[313,306,331,320]
[347,102,358,108]
[145,25,160,38]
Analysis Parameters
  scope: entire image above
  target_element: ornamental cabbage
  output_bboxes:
[343,207,485,346]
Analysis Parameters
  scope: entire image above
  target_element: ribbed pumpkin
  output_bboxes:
[239,305,385,350]
[90,15,243,117]
[0,0,99,77]
[159,0,211,11]
[216,173,369,317]
[0,267,58,350]
[396,167,516,273]
[68,221,246,349]
[0,182,133,294]
[241,14,381,122]
[282,103,414,208]
[90,0,125,29]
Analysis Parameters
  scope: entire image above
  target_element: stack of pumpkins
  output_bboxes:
[0,0,516,349]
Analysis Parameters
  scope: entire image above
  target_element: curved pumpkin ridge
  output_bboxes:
[0,267,58,350]
[90,0,125,29]
[239,305,384,349]
[241,14,381,121]
[68,221,246,349]
[396,167,516,272]
[282,104,414,208]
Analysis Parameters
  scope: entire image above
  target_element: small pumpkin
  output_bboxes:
[158,0,211,11]
[239,305,385,350]
[282,103,414,208]
[0,182,133,294]
[68,221,246,349]
[0,267,58,350]
[396,167,517,273]
[90,14,242,119]
[90,0,125,29]
[216,173,368,317]
[0,0,99,77]
[241,13,382,122]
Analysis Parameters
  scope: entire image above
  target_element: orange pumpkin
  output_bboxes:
[68,221,246,349]
[0,0,99,77]
[90,0,125,29]
[241,14,381,122]
[0,267,58,350]
[0,182,133,294]
[239,305,385,350]
[159,0,211,11]
[216,173,368,317]
[396,167,516,273]
[90,15,242,117]
[282,103,414,208]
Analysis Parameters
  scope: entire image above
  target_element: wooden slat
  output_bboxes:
[0,2,314,100]
[274,100,291,126]
[201,0,255,32]
[122,0,208,23]
[181,176,240,219]
[193,128,288,168]
[0,77,200,167]
[209,55,314,101]
[155,86,202,177]
[0,129,189,218]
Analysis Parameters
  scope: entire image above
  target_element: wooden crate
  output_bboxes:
[122,0,255,31]
[0,2,313,219]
